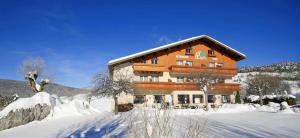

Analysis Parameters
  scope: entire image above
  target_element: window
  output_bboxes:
[193,95,203,103]
[134,95,145,104]
[178,95,190,104]
[185,61,193,66]
[208,50,215,56]
[208,95,216,103]
[186,77,193,83]
[186,47,193,54]
[208,62,215,68]
[141,59,146,64]
[177,76,184,83]
[222,95,231,103]
[176,60,184,66]
[216,63,224,68]
[140,76,148,82]
[150,75,159,82]
[154,95,163,103]
[151,57,158,64]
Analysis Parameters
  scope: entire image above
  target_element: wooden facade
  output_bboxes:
[109,35,245,96]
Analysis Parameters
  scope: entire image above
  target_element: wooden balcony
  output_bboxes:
[209,83,240,93]
[169,65,237,76]
[134,82,240,93]
[134,82,199,90]
[133,63,167,73]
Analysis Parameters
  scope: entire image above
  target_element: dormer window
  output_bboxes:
[186,47,193,54]
[151,57,158,64]
[208,50,215,56]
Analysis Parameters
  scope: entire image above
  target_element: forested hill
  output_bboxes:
[239,62,300,73]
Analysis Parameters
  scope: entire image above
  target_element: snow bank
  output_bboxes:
[216,104,256,113]
[279,102,294,114]
[0,92,52,118]
[49,94,112,119]
[257,102,280,113]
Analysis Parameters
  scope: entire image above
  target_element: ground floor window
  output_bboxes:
[134,95,145,104]
[178,94,190,104]
[193,94,203,104]
[208,95,216,103]
[154,95,163,103]
[222,95,231,103]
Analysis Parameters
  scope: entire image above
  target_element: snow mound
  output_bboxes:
[49,94,112,119]
[0,92,52,118]
[279,102,294,114]
[257,102,280,113]
[216,104,256,113]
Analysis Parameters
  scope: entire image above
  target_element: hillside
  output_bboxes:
[239,61,300,72]
[236,61,300,94]
[0,79,90,97]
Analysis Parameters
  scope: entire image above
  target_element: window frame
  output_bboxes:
[185,60,193,66]
[134,95,145,104]
[176,60,184,66]
[185,47,193,54]
[208,62,215,68]
[176,76,184,83]
[151,57,158,64]
[140,75,148,82]
[178,94,190,104]
[208,49,215,56]
[193,94,203,104]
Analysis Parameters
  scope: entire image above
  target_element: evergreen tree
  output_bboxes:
[235,91,241,104]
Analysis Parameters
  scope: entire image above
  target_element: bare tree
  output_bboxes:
[91,71,134,114]
[246,74,278,105]
[191,72,221,109]
[19,57,49,93]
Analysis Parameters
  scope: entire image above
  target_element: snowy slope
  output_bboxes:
[0,92,114,138]
[233,72,300,94]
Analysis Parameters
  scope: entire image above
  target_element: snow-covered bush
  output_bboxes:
[245,95,297,105]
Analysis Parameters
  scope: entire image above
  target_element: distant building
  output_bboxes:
[108,35,246,108]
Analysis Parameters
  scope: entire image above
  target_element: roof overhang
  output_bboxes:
[108,35,246,66]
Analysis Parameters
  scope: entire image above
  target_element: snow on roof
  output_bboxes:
[108,35,246,66]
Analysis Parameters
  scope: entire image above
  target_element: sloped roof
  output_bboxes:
[108,35,246,66]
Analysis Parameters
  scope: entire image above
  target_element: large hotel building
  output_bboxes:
[108,35,246,108]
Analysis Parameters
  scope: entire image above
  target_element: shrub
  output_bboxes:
[286,98,297,105]
[118,103,133,112]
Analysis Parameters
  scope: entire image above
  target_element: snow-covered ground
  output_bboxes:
[0,93,300,138]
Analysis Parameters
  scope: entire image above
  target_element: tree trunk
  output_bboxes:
[259,92,263,105]
[204,91,208,110]
[27,78,38,93]
[113,95,118,115]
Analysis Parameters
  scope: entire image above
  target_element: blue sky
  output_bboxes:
[0,0,299,88]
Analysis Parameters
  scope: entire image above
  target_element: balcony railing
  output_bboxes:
[133,63,167,72]
[169,65,237,76]
[134,82,240,92]
[209,83,240,92]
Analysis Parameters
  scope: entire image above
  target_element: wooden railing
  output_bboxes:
[134,82,240,92]
[169,65,238,76]
[209,83,240,92]
[133,63,167,72]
